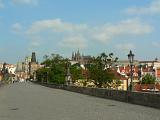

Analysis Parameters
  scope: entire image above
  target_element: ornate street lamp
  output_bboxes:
[128,50,134,91]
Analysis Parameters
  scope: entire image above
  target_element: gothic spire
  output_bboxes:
[72,52,74,60]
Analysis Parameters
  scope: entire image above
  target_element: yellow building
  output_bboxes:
[0,73,3,82]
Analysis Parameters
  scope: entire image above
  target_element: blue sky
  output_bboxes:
[0,0,160,63]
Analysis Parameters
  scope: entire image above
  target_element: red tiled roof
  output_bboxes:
[110,70,127,80]
[157,69,160,77]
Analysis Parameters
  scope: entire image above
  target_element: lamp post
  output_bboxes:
[128,50,134,91]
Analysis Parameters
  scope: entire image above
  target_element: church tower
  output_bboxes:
[31,52,36,63]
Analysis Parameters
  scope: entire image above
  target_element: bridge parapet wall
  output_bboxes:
[36,82,160,109]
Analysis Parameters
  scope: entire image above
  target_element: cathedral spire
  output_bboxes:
[77,49,81,61]
[72,52,74,60]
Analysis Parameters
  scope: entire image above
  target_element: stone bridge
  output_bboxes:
[0,83,160,120]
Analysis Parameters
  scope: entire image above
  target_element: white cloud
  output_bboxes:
[115,43,135,51]
[125,0,160,15]
[26,18,88,49]
[14,18,153,50]
[12,23,23,33]
[27,18,88,35]
[152,41,160,47]
[92,18,153,42]
[0,0,4,9]
[59,36,87,49]
[12,0,38,5]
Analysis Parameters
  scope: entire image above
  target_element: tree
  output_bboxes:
[70,63,84,82]
[88,52,118,88]
[90,68,114,88]
[141,74,156,84]
[36,54,67,84]
[36,67,49,83]
[43,54,49,60]
[36,52,118,87]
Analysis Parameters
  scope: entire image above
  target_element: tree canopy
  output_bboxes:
[36,54,67,84]
[36,52,119,88]
[141,74,156,84]
[87,52,118,88]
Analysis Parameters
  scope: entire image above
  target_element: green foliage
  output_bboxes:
[36,67,49,83]
[36,54,66,84]
[88,52,117,88]
[142,74,156,84]
[89,66,114,88]
[70,63,84,82]
[36,52,118,87]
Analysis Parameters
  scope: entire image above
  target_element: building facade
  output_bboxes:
[15,52,42,81]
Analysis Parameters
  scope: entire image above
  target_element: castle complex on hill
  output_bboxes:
[71,50,93,65]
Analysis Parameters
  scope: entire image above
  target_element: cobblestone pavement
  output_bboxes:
[0,82,160,120]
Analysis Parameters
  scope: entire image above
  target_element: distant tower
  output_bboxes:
[31,52,36,63]
[77,49,80,61]
[75,52,77,61]
[72,52,74,61]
